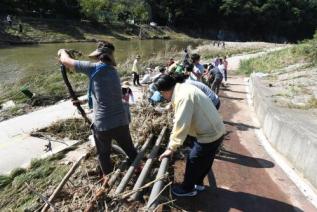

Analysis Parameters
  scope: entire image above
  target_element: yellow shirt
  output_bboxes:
[168,83,225,151]
[132,59,140,74]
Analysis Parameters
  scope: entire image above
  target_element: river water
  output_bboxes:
[0,39,200,86]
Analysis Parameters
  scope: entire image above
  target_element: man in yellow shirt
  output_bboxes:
[155,74,225,197]
[132,55,141,86]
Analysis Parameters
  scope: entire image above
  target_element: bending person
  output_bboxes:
[155,74,225,197]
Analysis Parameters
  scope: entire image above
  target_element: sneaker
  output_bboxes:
[195,184,206,191]
[172,185,197,197]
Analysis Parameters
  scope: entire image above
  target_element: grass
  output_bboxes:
[194,41,279,62]
[238,31,317,76]
[35,118,91,142]
[0,151,70,211]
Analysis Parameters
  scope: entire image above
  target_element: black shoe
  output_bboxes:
[172,185,197,197]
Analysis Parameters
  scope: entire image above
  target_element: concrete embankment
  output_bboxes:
[249,74,317,189]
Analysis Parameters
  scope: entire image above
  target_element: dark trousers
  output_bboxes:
[93,125,137,175]
[133,72,141,86]
[211,77,223,94]
[215,100,221,110]
[224,69,227,81]
[182,135,224,191]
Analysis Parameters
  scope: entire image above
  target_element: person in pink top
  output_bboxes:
[121,81,134,123]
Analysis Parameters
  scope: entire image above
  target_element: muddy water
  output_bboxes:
[0,39,200,85]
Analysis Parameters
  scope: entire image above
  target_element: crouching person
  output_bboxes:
[155,74,225,197]
[57,41,137,183]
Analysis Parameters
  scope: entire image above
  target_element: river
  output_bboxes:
[0,39,201,86]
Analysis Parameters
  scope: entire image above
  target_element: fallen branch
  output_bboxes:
[41,155,85,212]
[25,183,57,212]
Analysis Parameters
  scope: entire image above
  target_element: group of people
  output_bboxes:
[57,40,226,198]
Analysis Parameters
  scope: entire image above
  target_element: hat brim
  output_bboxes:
[88,49,101,58]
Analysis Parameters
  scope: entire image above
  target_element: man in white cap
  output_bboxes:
[132,55,141,86]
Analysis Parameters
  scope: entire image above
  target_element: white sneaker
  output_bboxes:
[195,184,206,191]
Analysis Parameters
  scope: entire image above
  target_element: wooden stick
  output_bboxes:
[41,155,85,212]
[25,183,57,212]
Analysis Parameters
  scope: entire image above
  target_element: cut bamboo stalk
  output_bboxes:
[114,134,154,195]
[129,126,167,201]
[146,157,169,209]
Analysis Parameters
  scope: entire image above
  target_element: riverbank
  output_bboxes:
[0,17,189,45]
[0,41,279,121]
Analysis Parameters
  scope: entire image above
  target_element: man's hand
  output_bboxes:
[71,99,86,106]
[57,49,66,58]
[159,149,173,161]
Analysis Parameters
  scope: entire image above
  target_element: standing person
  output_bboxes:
[6,15,12,27]
[122,81,134,123]
[214,55,220,67]
[155,75,225,196]
[183,48,190,66]
[189,53,204,82]
[57,41,137,182]
[218,58,226,87]
[223,56,228,84]
[209,64,223,94]
[132,55,141,86]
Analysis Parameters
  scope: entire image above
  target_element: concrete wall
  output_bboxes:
[249,74,317,189]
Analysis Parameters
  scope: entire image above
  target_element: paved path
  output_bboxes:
[0,85,143,174]
[173,73,316,211]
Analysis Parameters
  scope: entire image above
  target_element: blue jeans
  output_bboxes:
[182,135,224,191]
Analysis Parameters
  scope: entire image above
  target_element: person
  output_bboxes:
[217,58,226,87]
[140,68,152,84]
[173,70,221,110]
[132,55,141,86]
[155,74,225,197]
[152,66,166,82]
[57,41,137,183]
[189,54,204,81]
[223,56,228,84]
[18,23,23,33]
[146,66,166,105]
[209,64,223,94]
[6,15,12,27]
[214,55,220,67]
[122,81,134,123]
[167,58,175,67]
[183,48,190,66]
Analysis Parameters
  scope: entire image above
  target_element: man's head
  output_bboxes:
[191,53,200,64]
[159,67,166,74]
[153,74,176,101]
[185,63,193,75]
[136,55,141,60]
[219,58,223,64]
[89,40,116,66]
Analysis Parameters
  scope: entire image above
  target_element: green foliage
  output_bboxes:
[0,154,68,210]
[1,0,316,40]
[79,0,111,21]
[238,31,317,75]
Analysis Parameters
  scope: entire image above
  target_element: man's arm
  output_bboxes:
[159,98,193,160]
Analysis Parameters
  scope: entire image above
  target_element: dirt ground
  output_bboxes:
[169,73,316,212]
